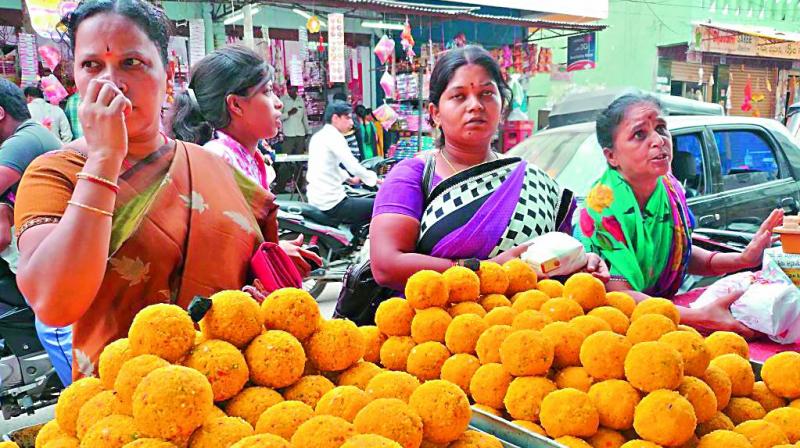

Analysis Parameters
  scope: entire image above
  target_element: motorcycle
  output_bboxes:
[0,306,62,419]
[276,157,396,298]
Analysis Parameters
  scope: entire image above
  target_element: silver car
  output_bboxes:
[508,116,800,234]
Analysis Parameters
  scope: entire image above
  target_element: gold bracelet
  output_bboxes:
[76,172,120,194]
[67,200,114,217]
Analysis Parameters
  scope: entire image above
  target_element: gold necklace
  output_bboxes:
[439,150,496,175]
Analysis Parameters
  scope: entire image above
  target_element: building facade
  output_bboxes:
[528,0,800,122]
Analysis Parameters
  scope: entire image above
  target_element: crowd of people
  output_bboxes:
[0,0,783,386]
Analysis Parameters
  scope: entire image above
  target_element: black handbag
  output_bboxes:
[334,153,437,325]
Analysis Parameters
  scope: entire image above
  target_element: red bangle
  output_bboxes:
[706,251,721,275]
[76,172,120,194]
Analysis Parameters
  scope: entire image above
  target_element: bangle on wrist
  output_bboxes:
[67,200,114,217]
[77,172,120,194]
[705,251,722,275]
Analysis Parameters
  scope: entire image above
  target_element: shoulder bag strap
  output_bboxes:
[421,152,437,208]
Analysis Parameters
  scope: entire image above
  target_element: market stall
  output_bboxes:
[658,22,800,122]
[10,254,800,448]
[215,0,605,162]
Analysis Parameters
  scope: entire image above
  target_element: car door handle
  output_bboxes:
[698,214,721,227]
[780,197,799,214]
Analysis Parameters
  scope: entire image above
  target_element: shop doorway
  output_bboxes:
[671,81,707,102]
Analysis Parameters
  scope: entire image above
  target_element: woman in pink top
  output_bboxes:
[169,45,320,274]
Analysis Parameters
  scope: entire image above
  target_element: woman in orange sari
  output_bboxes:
[14,0,277,378]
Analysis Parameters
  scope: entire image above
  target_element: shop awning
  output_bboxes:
[692,22,800,60]
[256,0,606,32]
[698,22,800,44]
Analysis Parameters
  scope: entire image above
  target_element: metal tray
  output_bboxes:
[751,360,763,381]
[1,363,767,448]
[471,406,566,448]
[3,423,41,448]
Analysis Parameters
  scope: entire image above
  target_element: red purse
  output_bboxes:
[249,242,303,293]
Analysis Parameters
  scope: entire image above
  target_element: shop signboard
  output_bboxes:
[17,33,38,87]
[567,32,596,72]
[328,13,345,83]
[188,19,205,67]
[692,24,800,60]
[289,55,303,87]
[686,49,702,64]
[298,28,308,61]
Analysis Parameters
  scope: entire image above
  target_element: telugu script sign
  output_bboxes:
[567,32,597,72]
[692,24,800,60]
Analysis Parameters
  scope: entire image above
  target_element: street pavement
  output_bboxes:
[0,283,342,437]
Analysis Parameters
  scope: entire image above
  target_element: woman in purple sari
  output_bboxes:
[370,46,608,290]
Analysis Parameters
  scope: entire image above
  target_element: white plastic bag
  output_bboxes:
[731,249,800,344]
[380,71,395,98]
[520,232,587,278]
[373,35,395,65]
[690,272,755,309]
[372,104,398,131]
[691,249,800,344]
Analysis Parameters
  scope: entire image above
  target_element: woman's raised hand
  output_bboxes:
[79,79,132,165]
[739,208,784,268]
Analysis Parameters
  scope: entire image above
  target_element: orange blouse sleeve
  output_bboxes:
[14,150,85,238]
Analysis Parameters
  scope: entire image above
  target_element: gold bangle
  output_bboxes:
[67,200,114,217]
[76,172,120,194]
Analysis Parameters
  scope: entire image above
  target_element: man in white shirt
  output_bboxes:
[24,86,72,144]
[280,84,310,155]
[307,101,379,227]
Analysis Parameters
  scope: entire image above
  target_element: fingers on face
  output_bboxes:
[84,79,104,103]
[97,82,124,106]
[108,93,132,116]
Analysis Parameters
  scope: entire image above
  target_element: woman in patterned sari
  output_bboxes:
[169,45,321,276]
[370,46,609,290]
[575,92,783,336]
[14,0,278,378]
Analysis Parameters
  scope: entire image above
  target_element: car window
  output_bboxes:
[672,133,706,198]
[507,128,605,196]
[712,129,781,190]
